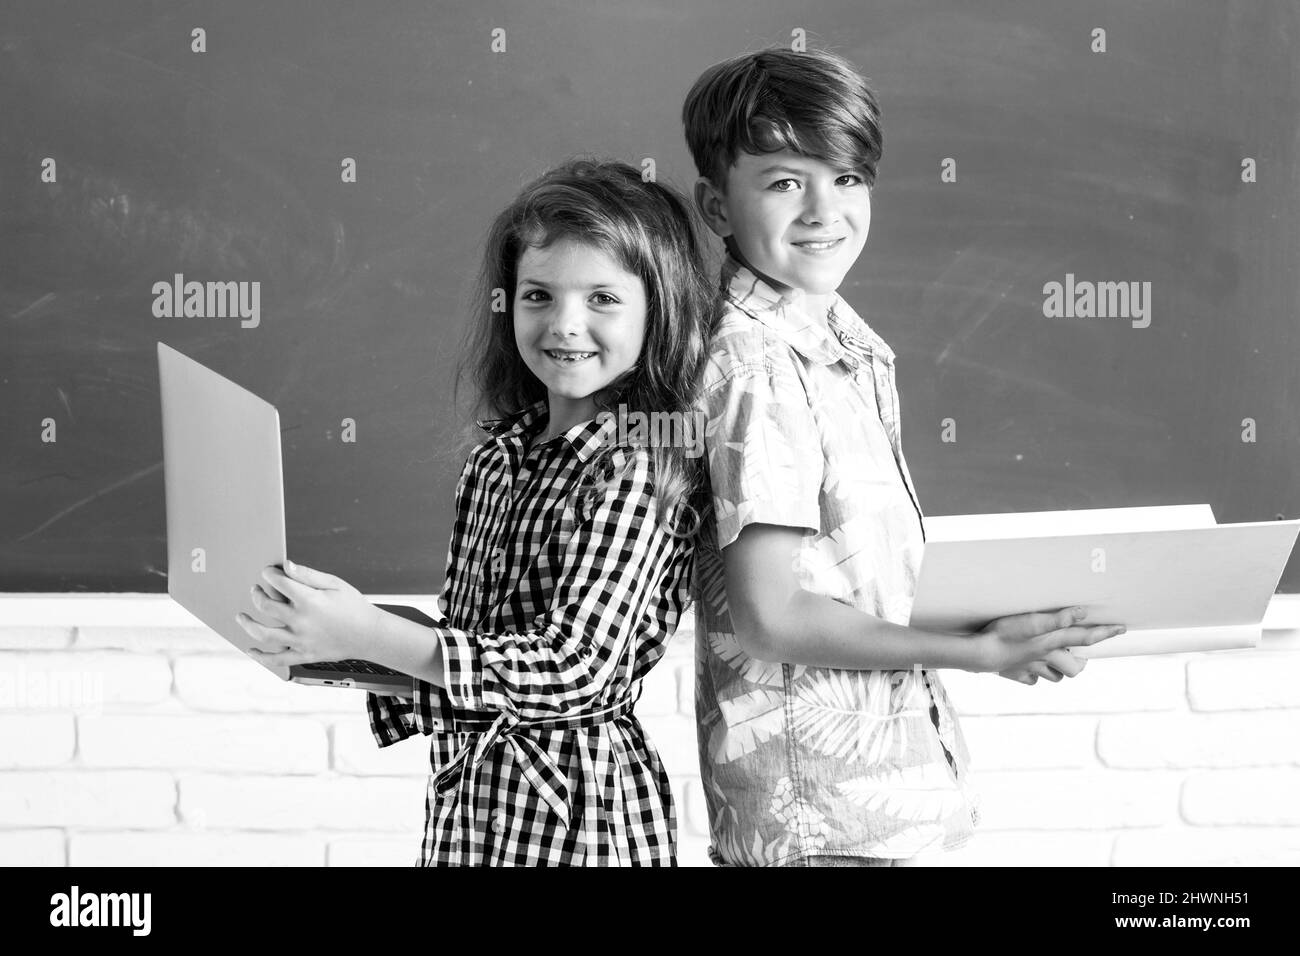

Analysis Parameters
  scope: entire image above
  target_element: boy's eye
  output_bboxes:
[770,178,799,192]
[837,173,865,186]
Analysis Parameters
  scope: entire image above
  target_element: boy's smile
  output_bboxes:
[695,147,871,303]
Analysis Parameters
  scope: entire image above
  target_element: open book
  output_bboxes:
[909,505,1299,658]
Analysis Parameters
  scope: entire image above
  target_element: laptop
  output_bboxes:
[158,341,431,693]
[911,504,1300,658]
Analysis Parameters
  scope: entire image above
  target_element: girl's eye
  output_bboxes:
[591,292,620,306]
[520,289,549,303]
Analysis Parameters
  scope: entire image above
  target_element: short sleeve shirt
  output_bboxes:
[692,256,981,865]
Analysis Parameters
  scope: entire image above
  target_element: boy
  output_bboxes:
[681,48,1122,866]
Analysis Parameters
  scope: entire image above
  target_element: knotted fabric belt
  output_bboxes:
[430,688,641,865]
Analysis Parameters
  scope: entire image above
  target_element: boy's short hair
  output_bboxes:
[681,47,883,193]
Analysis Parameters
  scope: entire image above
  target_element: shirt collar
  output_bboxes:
[720,254,895,365]
[476,399,621,463]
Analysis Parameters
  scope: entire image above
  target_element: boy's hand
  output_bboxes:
[997,648,1086,685]
[971,606,1124,676]
[235,560,382,678]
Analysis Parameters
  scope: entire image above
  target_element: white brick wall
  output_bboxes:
[2,597,1299,866]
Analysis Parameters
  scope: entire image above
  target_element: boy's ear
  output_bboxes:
[693,176,732,240]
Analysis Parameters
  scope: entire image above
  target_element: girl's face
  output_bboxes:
[513,237,648,433]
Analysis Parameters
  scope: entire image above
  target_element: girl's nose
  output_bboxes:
[547,298,586,338]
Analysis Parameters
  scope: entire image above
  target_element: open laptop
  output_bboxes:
[158,341,432,693]
[911,504,1300,658]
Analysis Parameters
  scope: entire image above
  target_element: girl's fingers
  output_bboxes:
[249,585,290,622]
[246,645,302,666]
[281,560,338,590]
[236,612,292,651]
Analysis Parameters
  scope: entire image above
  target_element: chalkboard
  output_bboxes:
[3,0,1297,593]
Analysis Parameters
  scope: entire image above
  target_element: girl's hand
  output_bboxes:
[971,606,1124,675]
[235,560,382,679]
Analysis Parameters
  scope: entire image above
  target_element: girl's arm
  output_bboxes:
[365,584,458,745]
[369,446,687,724]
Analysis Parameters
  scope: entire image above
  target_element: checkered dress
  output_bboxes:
[367,400,692,865]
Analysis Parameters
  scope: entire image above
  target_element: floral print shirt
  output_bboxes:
[692,255,981,865]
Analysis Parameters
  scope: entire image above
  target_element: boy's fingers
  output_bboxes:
[1000,607,1084,641]
[1043,624,1123,652]
[1027,660,1063,682]
[1043,648,1085,678]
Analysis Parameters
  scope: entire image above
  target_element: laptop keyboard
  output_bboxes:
[300,659,404,676]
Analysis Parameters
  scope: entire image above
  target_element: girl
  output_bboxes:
[236,158,718,865]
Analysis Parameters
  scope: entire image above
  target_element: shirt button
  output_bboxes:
[490,810,504,835]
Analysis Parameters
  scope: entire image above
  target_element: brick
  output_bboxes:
[639,713,700,778]
[174,656,360,713]
[938,657,1184,715]
[676,829,713,868]
[961,716,1098,770]
[331,718,432,776]
[328,836,421,867]
[1181,769,1300,825]
[680,775,709,838]
[970,770,1180,830]
[76,626,228,653]
[79,714,328,774]
[70,832,325,866]
[677,659,696,716]
[0,627,73,650]
[0,829,65,866]
[1187,651,1300,710]
[1098,711,1300,768]
[938,830,1115,867]
[179,773,424,832]
[1112,826,1300,866]
[636,658,679,718]
[0,715,75,767]
[0,772,175,827]
[0,652,171,711]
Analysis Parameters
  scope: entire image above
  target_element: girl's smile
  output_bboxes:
[514,237,648,440]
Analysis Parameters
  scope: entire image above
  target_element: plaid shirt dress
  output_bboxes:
[366,401,692,865]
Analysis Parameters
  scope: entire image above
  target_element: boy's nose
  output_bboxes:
[801,188,840,226]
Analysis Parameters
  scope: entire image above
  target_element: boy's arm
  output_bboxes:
[724,522,984,671]
[726,523,1123,675]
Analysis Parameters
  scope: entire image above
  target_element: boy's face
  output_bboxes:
[696,148,871,297]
